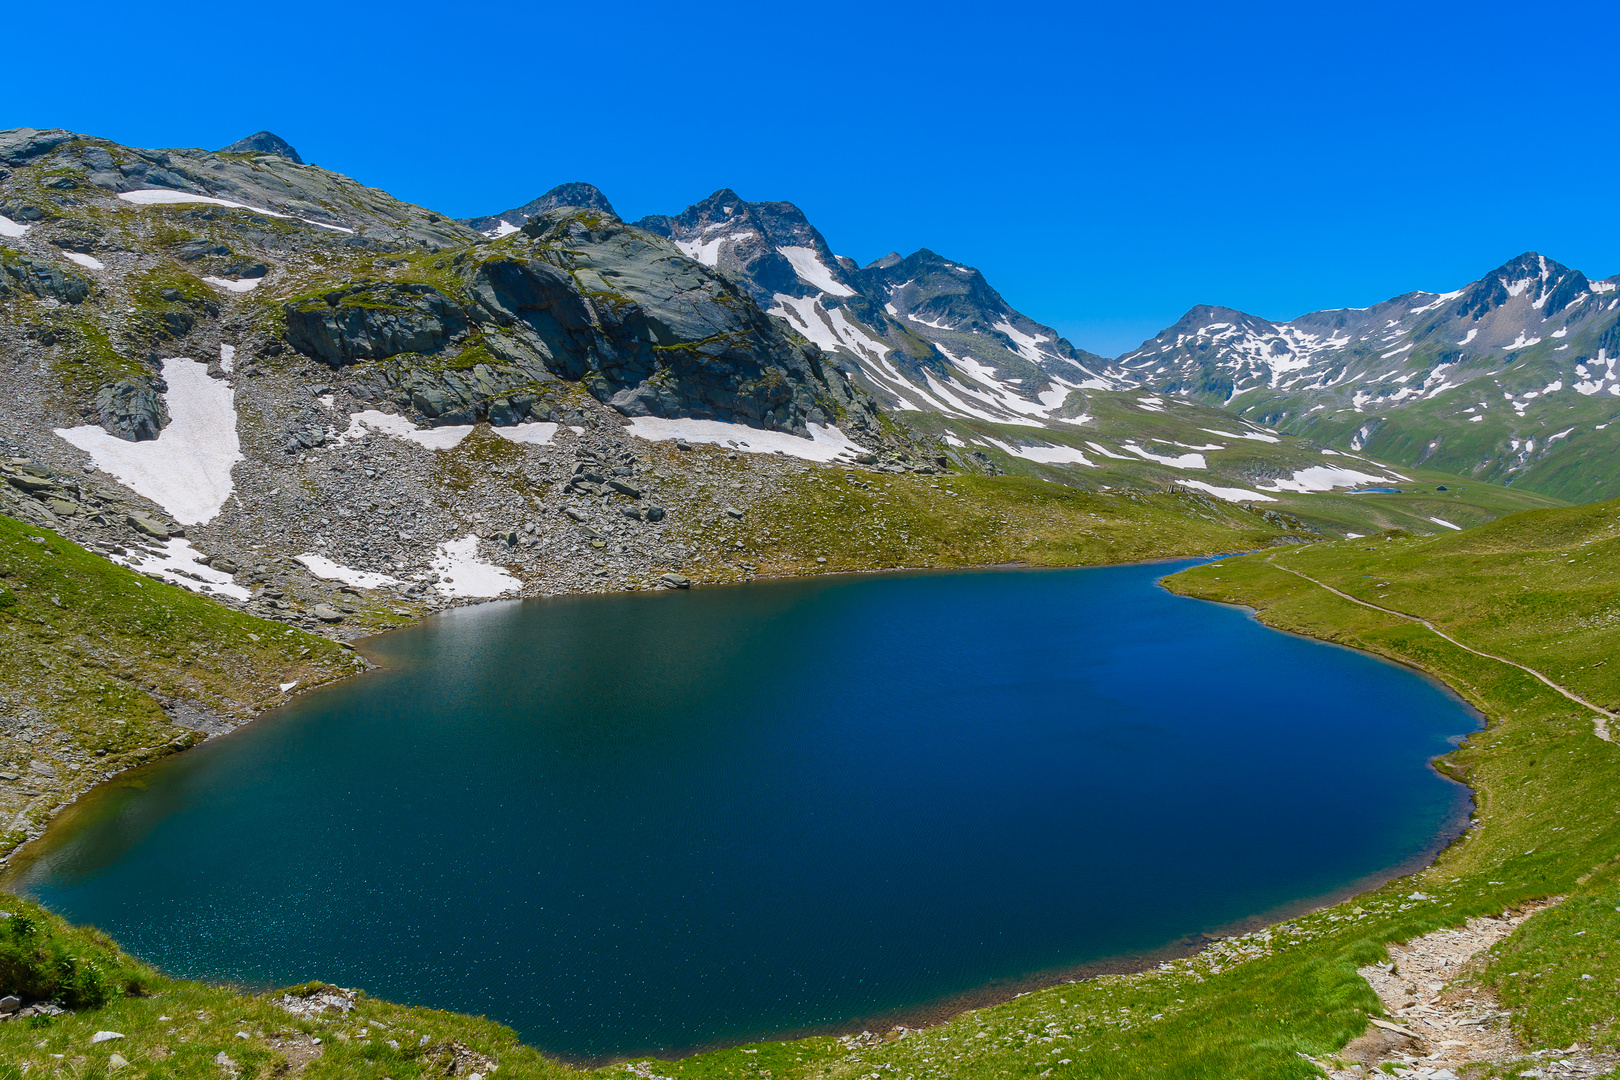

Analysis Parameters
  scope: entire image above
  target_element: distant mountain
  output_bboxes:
[461,182,616,238]
[1124,253,1620,501]
[635,189,1131,430]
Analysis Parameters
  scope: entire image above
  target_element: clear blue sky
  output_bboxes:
[7,0,1617,357]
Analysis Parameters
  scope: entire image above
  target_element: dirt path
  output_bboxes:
[1267,557,1615,743]
[1305,900,1620,1079]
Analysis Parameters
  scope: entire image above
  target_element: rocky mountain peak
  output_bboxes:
[1453,251,1588,321]
[461,182,617,239]
[218,131,304,164]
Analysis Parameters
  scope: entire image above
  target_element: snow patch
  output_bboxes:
[1177,479,1277,503]
[118,189,353,233]
[675,231,755,267]
[334,410,475,450]
[1254,465,1399,494]
[1429,516,1462,531]
[1201,427,1280,443]
[295,554,402,589]
[56,357,241,525]
[202,275,263,293]
[777,246,853,296]
[990,318,1054,365]
[491,422,560,445]
[111,538,250,600]
[625,416,870,463]
[1120,442,1206,469]
[431,535,521,598]
[218,344,236,373]
[0,213,29,238]
[61,251,103,270]
[981,437,1095,467]
[481,220,520,239]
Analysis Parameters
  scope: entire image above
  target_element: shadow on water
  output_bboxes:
[5,562,1479,1062]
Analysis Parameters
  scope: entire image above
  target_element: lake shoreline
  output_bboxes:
[5,549,1484,1067]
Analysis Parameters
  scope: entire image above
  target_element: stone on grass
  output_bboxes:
[90,1030,124,1043]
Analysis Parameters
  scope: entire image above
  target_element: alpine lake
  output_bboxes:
[4,562,1479,1061]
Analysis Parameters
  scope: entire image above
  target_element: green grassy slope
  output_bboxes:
[899,393,1567,541]
[0,513,363,858]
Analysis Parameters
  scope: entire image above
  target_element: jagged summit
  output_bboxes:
[218,131,303,164]
[462,182,617,238]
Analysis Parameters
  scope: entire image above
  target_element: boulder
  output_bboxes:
[310,604,345,623]
[659,573,691,589]
[125,512,171,539]
[97,377,169,441]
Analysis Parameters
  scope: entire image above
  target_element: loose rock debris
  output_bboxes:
[1309,899,1620,1078]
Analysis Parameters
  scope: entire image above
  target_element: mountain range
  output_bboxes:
[470,179,1618,504]
[0,121,1593,611]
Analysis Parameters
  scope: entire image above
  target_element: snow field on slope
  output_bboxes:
[61,251,104,270]
[1177,479,1277,503]
[0,214,29,238]
[980,437,1095,467]
[1201,427,1280,443]
[1121,443,1206,469]
[332,410,475,450]
[112,538,251,600]
[1254,465,1402,494]
[202,275,263,293]
[625,416,870,463]
[675,230,755,267]
[777,246,853,296]
[431,536,521,597]
[56,357,242,526]
[117,189,354,233]
[492,422,560,445]
[294,554,402,590]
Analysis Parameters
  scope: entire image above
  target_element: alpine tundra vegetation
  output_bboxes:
[0,123,1616,1080]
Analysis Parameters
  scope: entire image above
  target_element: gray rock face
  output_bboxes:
[461,182,617,236]
[496,208,859,432]
[97,378,169,441]
[391,362,547,427]
[0,249,89,304]
[218,131,304,164]
[285,282,469,365]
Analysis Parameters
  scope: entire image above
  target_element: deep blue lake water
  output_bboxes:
[6,563,1477,1059]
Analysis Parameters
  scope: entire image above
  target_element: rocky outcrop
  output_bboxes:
[390,362,550,426]
[461,182,617,236]
[279,208,876,436]
[218,131,304,164]
[96,377,169,442]
[496,208,860,433]
[284,282,469,365]
[0,249,89,305]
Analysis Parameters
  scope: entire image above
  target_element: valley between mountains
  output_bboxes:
[1,124,1619,1080]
